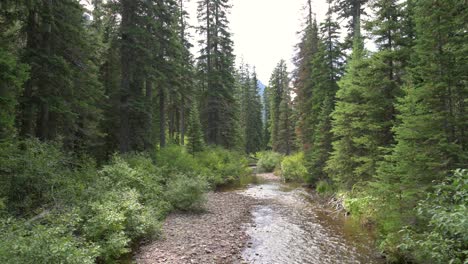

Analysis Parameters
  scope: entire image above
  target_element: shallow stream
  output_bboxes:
[237,174,383,264]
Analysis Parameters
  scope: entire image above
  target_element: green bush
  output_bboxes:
[156,145,250,188]
[316,180,334,194]
[0,216,98,264]
[281,152,307,182]
[343,195,377,221]
[256,151,283,172]
[165,174,208,211]
[196,147,250,186]
[156,145,204,176]
[395,169,468,264]
[0,139,73,214]
[0,141,250,263]
[82,189,159,262]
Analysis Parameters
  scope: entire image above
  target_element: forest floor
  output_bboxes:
[135,174,278,264]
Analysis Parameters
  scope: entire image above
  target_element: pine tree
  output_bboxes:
[277,83,295,155]
[0,2,29,141]
[307,96,334,182]
[17,0,104,152]
[118,0,183,152]
[269,60,294,155]
[294,2,319,150]
[374,0,468,222]
[301,3,343,183]
[326,25,391,188]
[245,69,264,154]
[262,85,271,149]
[332,0,369,50]
[197,0,239,148]
[186,102,205,154]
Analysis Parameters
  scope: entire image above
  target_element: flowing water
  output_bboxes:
[237,174,383,264]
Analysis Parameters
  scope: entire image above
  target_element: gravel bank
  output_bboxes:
[135,191,262,264]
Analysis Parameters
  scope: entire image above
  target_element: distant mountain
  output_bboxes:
[257,80,266,95]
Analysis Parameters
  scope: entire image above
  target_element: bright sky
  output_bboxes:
[186,0,330,84]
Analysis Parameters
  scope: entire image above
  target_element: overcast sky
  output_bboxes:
[186,0,331,84]
[81,0,331,84]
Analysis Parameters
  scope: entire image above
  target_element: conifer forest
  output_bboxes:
[0,0,466,263]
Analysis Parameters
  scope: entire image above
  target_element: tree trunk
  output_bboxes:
[159,87,166,148]
[180,99,185,145]
[119,0,134,153]
[144,79,153,151]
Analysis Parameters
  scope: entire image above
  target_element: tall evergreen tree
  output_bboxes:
[332,0,369,51]
[0,2,29,141]
[118,0,182,152]
[374,0,468,223]
[326,24,387,188]
[245,69,264,153]
[305,20,342,181]
[186,102,204,154]
[294,1,319,150]
[17,0,104,152]
[197,0,239,148]
[269,60,294,154]
[262,85,271,149]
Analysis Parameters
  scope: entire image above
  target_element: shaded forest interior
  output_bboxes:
[0,0,466,263]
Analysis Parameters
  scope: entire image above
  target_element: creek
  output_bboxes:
[232,173,383,264]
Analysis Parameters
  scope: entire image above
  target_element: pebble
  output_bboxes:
[135,191,263,264]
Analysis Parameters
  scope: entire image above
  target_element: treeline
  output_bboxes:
[0,0,264,262]
[263,0,467,262]
[0,0,266,157]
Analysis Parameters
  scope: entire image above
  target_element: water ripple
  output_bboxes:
[240,183,382,264]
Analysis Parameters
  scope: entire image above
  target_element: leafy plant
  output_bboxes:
[165,174,208,211]
[395,169,468,264]
[0,216,98,264]
[196,147,250,186]
[256,151,283,172]
[281,152,307,182]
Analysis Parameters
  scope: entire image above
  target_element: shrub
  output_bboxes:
[281,152,307,182]
[256,151,283,172]
[395,169,468,264]
[0,216,98,264]
[0,139,73,214]
[316,180,334,194]
[155,145,203,176]
[165,174,208,211]
[343,195,377,220]
[0,142,250,263]
[196,147,250,186]
[99,155,168,210]
[82,189,159,262]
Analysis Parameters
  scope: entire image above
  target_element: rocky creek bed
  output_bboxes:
[135,173,382,264]
[135,188,264,264]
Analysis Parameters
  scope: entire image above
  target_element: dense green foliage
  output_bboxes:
[0,140,247,263]
[397,169,467,264]
[281,152,307,182]
[1,0,466,263]
[256,151,284,173]
[186,102,205,154]
[0,0,265,259]
[238,64,264,154]
[267,60,295,154]
[289,0,467,262]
